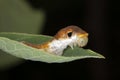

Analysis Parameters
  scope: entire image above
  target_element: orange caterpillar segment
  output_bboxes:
[22,41,49,49]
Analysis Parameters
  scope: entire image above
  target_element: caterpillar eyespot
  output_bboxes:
[67,32,73,38]
[23,25,89,56]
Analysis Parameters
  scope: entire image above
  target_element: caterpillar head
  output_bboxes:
[54,25,89,48]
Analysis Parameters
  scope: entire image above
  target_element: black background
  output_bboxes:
[0,0,120,80]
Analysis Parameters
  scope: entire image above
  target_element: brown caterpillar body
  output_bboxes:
[23,25,89,55]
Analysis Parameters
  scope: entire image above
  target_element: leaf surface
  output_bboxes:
[0,32,105,63]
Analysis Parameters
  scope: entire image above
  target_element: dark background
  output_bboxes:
[0,0,120,80]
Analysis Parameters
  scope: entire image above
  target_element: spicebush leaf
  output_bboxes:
[0,32,105,63]
[0,0,45,69]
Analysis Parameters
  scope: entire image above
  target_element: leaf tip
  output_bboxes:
[97,54,105,59]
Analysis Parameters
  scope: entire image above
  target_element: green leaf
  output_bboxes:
[0,0,45,33]
[0,0,45,69]
[0,32,105,63]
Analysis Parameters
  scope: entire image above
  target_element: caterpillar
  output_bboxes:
[23,25,88,56]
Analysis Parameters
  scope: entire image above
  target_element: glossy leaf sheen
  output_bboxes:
[0,32,105,63]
